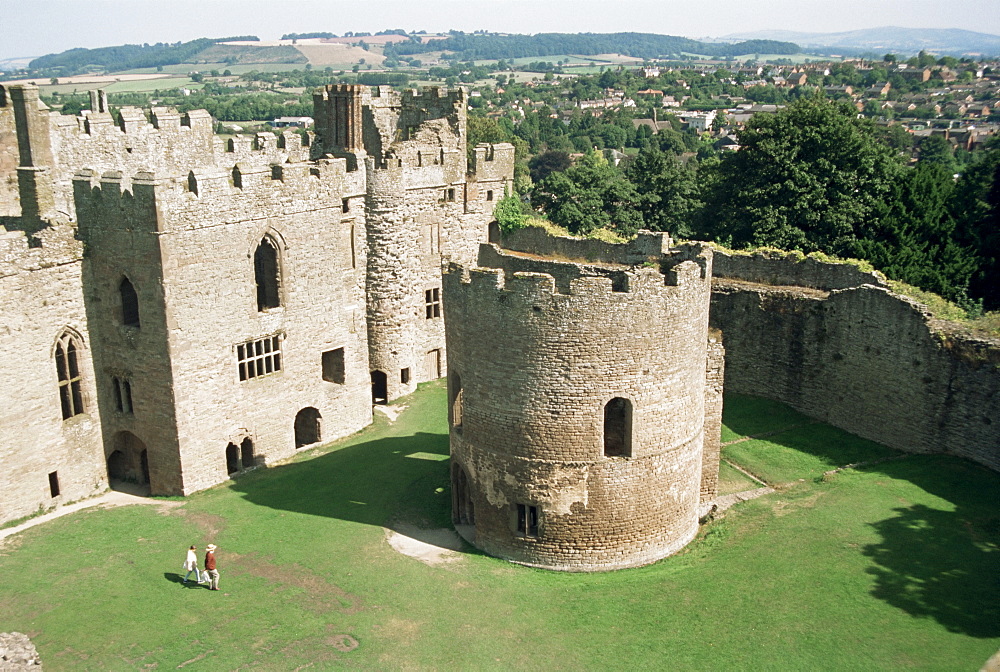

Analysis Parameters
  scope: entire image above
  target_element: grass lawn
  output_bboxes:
[0,381,996,670]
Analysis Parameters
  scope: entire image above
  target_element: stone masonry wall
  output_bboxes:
[75,171,185,495]
[74,164,372,495]
[712,273,1000,471]
[0,224,106,522]
[0,88,18,217]
[444,241,714,571]
[712,247,888,291]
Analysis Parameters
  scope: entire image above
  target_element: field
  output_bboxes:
[0,381,996,670]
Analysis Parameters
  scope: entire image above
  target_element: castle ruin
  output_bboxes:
[0,83,513,521]
[444,235,724,570]
[0,81,996,574]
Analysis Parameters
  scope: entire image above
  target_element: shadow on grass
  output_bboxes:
[858,456,1000,638]
[163,572,211,589]
[721,392,811,442]
[724,394,1000,638]
[227,431,485,556]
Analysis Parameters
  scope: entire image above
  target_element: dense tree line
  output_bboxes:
[387,32,799,61]
[28,37,259,75]
[487,96,998,310]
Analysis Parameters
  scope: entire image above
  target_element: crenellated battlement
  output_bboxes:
[470,143,515,183]
[73,157,356,234]
[448,252,707,305]
[401,86,466,108]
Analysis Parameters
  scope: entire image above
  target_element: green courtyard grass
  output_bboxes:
[0,381,997,670]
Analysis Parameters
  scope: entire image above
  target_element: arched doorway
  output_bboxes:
[226,443,239,474]
[371,370,388,405]
[240,437,255,470]
[107,431,151,492]
[452,462,475,526]
[294,407,322,448]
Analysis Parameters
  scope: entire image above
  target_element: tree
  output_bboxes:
[493,189,527,233]
[528,150,571,183]
[918,135,956,174]
[700,96,903,254]
[532,152,644,236]
[950,147,1000,309]
[852,163,977,304]
[624,147,702,238]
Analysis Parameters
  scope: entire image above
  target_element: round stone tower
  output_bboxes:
[443,236,716,571]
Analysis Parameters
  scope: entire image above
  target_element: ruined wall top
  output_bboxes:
[501,226,674,266]
[0,222,82,277]
[712,246,888,291]
[454,234,712,301]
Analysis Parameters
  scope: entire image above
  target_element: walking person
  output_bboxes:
[182,545,202,584]
[205,544,220,591]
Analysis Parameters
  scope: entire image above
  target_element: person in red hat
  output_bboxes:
[204,544,220,591]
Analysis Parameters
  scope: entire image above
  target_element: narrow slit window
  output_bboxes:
[401,367,411,385]
[450,372,463,430]
[113,377,133,414]
[49,471,60,497]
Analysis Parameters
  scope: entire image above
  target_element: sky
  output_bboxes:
[2,0,998,61]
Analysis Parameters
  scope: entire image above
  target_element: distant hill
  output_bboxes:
[27,36,261,75]
[721,27,1000,57]
[389,32,800,60]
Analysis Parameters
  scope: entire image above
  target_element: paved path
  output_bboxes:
[0,490,163,543]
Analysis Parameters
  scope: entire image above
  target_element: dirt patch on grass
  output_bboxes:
[373,618,421,646]
[326,633,358,652]
[1,73,175,86]
[227,552,363,615]
[182,510,227,538]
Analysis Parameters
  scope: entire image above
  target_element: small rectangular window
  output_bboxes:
[425,288,441,319]
[49,471,60,497]
[342,197,350,213]
[486,190,494,201]
[237,334,283,381]
[516,504,539,537]
[401,367,411,384]
[322,347,346,384]
[443,188,455,202]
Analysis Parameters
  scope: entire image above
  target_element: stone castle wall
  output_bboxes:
[444,238,716,571]
[3,85,311,221]
[712,256,999,471]
[0,88,19,216]
[0,81,514,525]
[74,165,374,494]
[0,224,106,522]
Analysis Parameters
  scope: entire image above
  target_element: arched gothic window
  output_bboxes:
[120,277,140,328]
[254,237,281,311]
[55,333,85,419]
